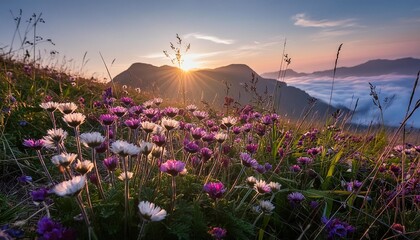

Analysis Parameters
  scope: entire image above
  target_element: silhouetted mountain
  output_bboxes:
[114,63,339,119]
[262,57,420,78]
[261,69,307,79]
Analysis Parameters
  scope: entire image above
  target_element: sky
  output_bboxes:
[1,0,420,80]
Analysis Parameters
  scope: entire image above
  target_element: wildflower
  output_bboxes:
[221,116,237,128]
[164,107,179,117]
[215,132,228,143]
[160,159,186,176]
[193,110,208,120]
[31,188,49,203]
[43,128,68,148]
[142,100,154,108]
[186,104,197,112]
[0,224,24,239]
[297,156,313,165]
[246,143,258,154]
[40,101,60,112]
[246,176,258,188]
[254,164,267,174]
[200,147,213,162]
[129,105,144,115]
[110,106,127,117]
[17,175,32,184]
[52,175,86,196]
[139,141,154,156]
[290,164,301,172]
[141,121,157,134]
[203,182,226,200]
[288,192,305,206]
[51,153,77,167]
[206,119,216,128]
[321,216,355,239]
[208,227,227,240]
[80,132,105,148]
[240,153,258,168]
[118,171,134,180]
[152,134,166,147]
[241,123,252,132]
[232,126,241,135]
[124,117,141,129]
[57,102,78,114]
[190,127,206,140]
[120,96,134,106]
[202,132,215,142]
[63,113,86,127]
[75,160,94,175]
[261,114,272,125]
[143,108,159,119]
[23,139,44,150]
[103,156,119,171]
[184,140,200,153]
[110,140,140,157]
[254,180,271,194]
[254,200,275,214]
[345,180,363,192]
[161,117,179,131]
[268,182,281,192]
[138,201,167,222]
[99,114,117,125]
[307,147,322,156]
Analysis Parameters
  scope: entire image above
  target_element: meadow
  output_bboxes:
[1,18,420,240]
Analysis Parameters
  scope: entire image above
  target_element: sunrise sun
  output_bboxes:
[180,57,199,72]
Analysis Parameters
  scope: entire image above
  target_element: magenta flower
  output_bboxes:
[23,139,44,150]
[184,140,200,153]
[164,107,179,117]
[120,97,134,106]
[103,156,119,171]
[99,114,117,125]
[124,117,141,129]
[160,159,186,176]
[240,152,258,168]
[203,182,226,200]
[287,192,305,206]
[297,156,313,165]
[110,106,127,117]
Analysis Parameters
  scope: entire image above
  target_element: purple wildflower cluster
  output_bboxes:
[321,216,355,239]
[37,217,76,240]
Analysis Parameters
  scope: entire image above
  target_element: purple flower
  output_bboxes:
[37,217,62,236]
[290,164,301,172]
[17,175,32,184]
[31,188,49,202]
[129,105,144,115]
[99,114,117,125]
[321,216,355,239]
[208,227,227,240]
[23,139,44,150]
[1,224,24,239]
[164,107,179,117]
[232,126,241,135]
[240,152,258,168]
[200,147,213,162]
[203,182,226,200]
[152,134,166,147]
[120,97,134,106]
[254,164,267,174]
[18,120,28,127]
[307,147,322,156]
[103,156,119,171]
[190,127,206,140]
[160,159,186,176]
[261,114,272,125]
[124,117,141,129]
[110,106,127,118]
[143,108,159,119]
[345,180,363,192]
[184,140,200,153]
[287,192,305,206]
[297,157,313,165]
[202,133,215,142]
[206,119,216,128]
[246,143,258,154]
[254,124,266,136]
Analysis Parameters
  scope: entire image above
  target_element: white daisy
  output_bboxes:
[138,201,167,222]
[75,160,94,175]
[63,113,86,127]
[51,153,78,167]
[52,175,86,197]
[80,132,105,148]
[110,140,140,157]
[58,102,78,114]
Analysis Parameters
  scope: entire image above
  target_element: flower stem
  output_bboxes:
[36,150,54,185]
[171,176,177,212]
[92,149,105,199]
[137,221,147,240]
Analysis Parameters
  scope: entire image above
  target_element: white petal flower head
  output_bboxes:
[52,175,86,197]
[40,101,60,112]
[58,102,78,114]
[111,140,140,157]
[118,171,134,181]
[221,116,237,128]
[141,121,157,134]
[43,128,68,149]
[215,132,228,143]
[80,132,105,148]
[161,117,179,131]
[259,200,275,214]
[75,160,94,175]
[63,113,86,127]
[139,141,154,156]
[138,201,167,222]
[268,182,281,192]
[51,153,78,167]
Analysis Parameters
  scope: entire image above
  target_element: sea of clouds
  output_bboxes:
[285,74,420,128]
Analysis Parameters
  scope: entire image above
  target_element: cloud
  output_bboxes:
[184,33,235,45]
[292,13,357,28]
